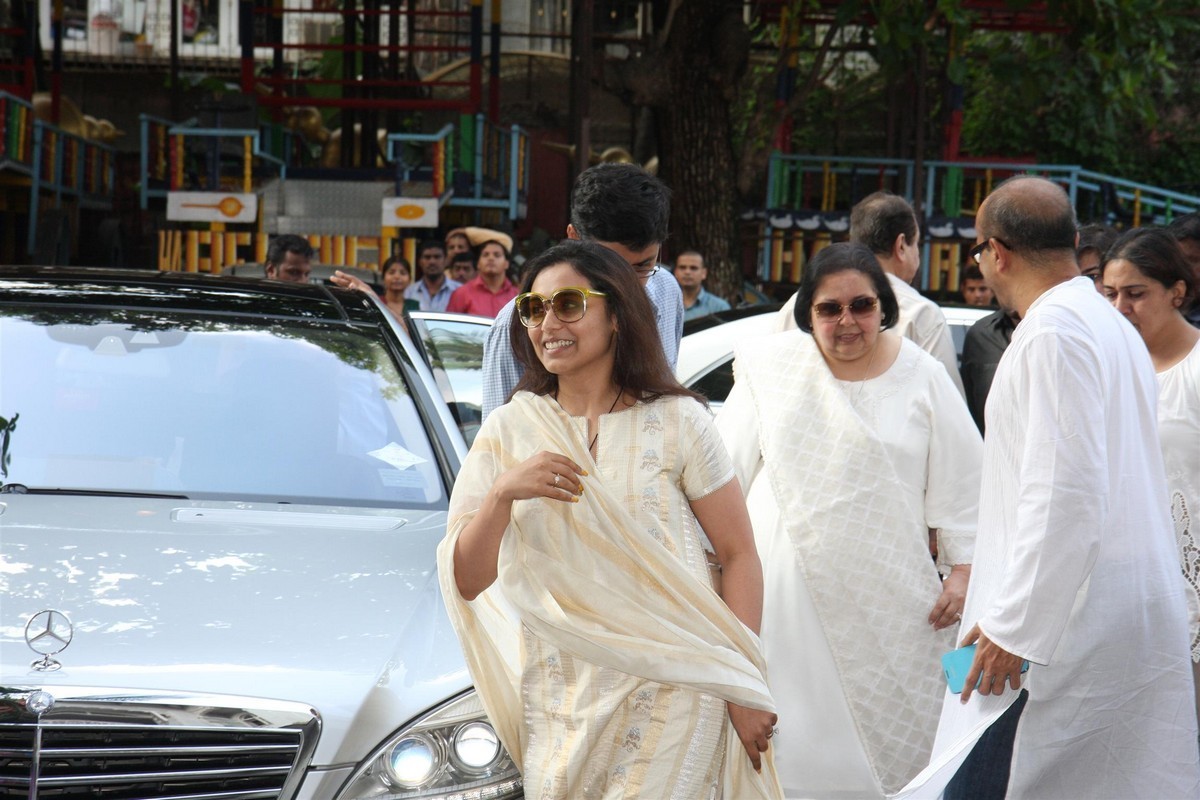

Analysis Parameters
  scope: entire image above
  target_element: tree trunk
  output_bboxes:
[653,1,748,301]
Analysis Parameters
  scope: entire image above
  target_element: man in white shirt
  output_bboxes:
[775,193,964,396]
[849,192,964,395]
[923,176,1199,800]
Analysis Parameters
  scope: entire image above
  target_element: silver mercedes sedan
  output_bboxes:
[0,268,521,800]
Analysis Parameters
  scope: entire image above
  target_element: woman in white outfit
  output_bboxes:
[1101,226,1200,722]
[718,242,983,798]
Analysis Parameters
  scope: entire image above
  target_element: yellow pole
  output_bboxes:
[186,231,199,272]
[210,224,225,272]
[244,137,252,193]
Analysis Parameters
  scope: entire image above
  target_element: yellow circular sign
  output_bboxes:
[394,204,426,220]
[217,197,245,217]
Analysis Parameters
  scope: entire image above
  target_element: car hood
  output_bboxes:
[0,496,471,766]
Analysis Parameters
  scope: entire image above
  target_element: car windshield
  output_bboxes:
[0,308,445,507]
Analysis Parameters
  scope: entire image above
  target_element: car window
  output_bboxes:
[688,357,737,407]
[0,309,446,508]
[415,318,487,446]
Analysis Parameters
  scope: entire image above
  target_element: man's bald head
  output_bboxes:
[979,177,1077,267]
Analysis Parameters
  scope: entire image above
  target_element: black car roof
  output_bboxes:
[0,267,385,325]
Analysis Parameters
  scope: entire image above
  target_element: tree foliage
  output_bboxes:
[601,0,1200,295]
[959,2,1200,193]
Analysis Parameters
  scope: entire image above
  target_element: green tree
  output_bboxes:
[959,2,1200,200]
[602,0,1200,296]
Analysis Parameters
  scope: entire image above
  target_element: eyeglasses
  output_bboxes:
[812,296,879,320]
[515,287,608,328]
[968,237,1014,265]
[632,263,660,279]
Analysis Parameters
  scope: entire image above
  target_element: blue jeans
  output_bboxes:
[944,689,1029,800]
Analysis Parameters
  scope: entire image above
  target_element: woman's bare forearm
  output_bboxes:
[453,487,513,601]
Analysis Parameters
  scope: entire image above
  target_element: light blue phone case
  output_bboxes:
[942,644,1030,693]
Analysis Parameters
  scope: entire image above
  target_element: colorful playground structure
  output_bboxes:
[139,110,528,273]
[0,91,117,265]
[759,153,1200,294]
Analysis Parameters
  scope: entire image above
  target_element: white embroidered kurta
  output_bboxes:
[773,279,965,397]
[902,277,1200,799]
[718,333,981,798]
[1159,337,1200,661]
[437,392,783,799]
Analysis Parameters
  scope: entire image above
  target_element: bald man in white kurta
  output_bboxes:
[912,277,1200,799]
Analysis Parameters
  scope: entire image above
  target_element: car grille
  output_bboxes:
[0,688,320,800]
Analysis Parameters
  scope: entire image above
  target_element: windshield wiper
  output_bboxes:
[0,484,188,499]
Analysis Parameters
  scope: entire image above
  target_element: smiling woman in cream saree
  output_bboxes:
[438,241,782,799]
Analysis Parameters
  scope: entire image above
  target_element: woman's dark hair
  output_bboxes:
[793,242,900,333]
[381,255,411,276]
[1102,227,1198,310]
[1076,223,1119,263]
[509,240,703,404]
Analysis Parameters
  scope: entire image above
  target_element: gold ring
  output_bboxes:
[553,474,560,487]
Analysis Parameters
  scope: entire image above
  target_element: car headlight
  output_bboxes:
[336,690,522,799]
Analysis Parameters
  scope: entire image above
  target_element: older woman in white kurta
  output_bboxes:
[718,243,982,798]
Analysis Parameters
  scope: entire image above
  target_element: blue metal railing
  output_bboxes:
[385,116,529,222]
[762,152,1200,285]
[449,114,529,220]
[386,123,455,206]
[139,114,286,210]
[0,91,118,256]
[139,113,195,210]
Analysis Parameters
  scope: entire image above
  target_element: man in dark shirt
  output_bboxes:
[960,307,1019,433]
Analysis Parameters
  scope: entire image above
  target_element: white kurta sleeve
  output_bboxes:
[923,366,983,566]
[910,301,966,398]
[713,378,764,498]
[979,331,1108,664]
